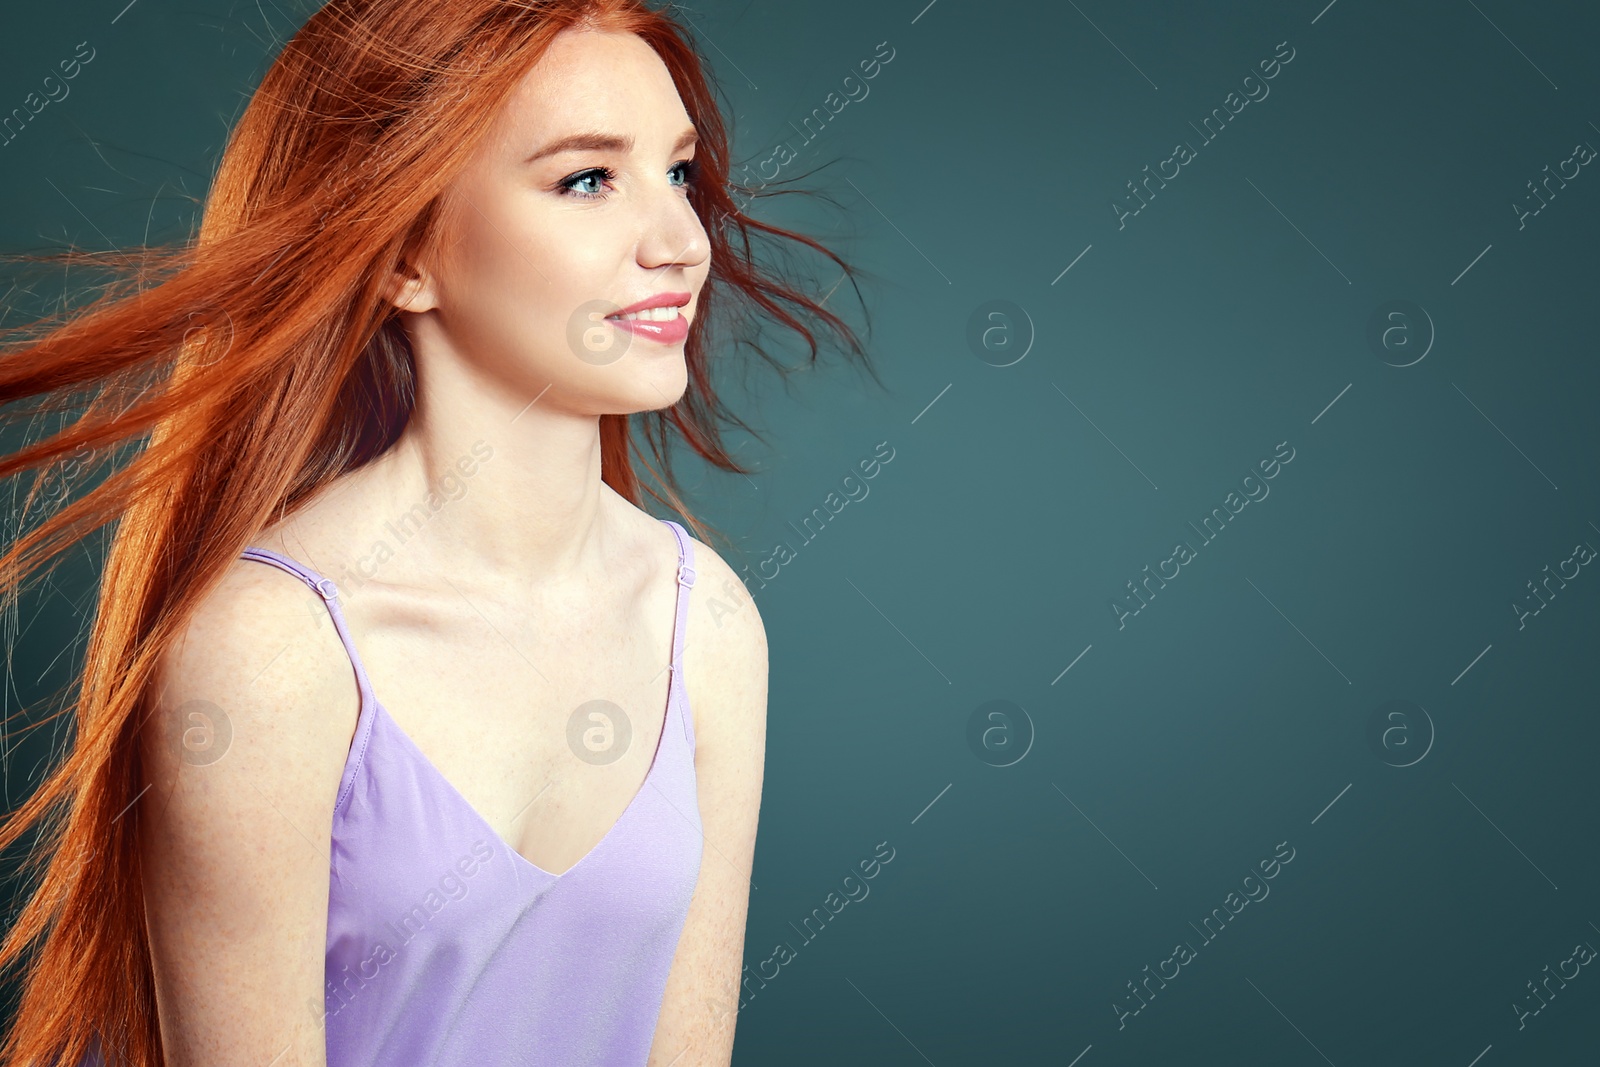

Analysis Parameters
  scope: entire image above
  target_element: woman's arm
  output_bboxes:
[138,563,360,1066]
[649,540,769,1067]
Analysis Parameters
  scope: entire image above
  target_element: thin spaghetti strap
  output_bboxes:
[659,519,696,748]
[237,547,377,706]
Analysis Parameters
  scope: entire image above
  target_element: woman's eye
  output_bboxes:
[670,159,700,187]
[557,160,698,200]
[559,166,615,200]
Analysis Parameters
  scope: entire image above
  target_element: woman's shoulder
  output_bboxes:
[625,503,765,661]
[138,546,361,1064]
[677,528,765,657]
[157,550,366,756]
[642,514,767,745]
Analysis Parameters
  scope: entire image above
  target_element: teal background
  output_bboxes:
[4,1,1599,1063]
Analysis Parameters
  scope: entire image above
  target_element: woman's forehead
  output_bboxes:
[505,28,682,124]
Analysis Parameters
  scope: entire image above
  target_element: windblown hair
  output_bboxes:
[0,1,871,1062]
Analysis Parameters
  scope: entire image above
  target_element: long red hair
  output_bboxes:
[0,1,870,1062]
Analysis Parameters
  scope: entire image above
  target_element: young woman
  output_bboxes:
[0,1,871,1064]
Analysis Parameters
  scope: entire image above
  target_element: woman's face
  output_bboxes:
[393,28,711,417]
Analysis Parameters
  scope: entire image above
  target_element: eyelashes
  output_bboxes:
[558,166,617,200]
[557,158,700,201]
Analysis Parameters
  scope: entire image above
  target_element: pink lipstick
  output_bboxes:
[605,291,691,345]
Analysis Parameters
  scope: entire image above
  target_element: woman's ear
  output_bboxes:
[383,260,437,313]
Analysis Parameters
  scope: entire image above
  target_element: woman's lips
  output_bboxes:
[606,311,688,345]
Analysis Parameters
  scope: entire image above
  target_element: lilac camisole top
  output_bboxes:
[233,517,704,1066]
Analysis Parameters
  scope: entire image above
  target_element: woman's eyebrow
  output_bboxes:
[525,127,697,164]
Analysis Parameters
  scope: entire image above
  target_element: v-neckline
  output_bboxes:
[243,518,693,882]
[374,677,680,881]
